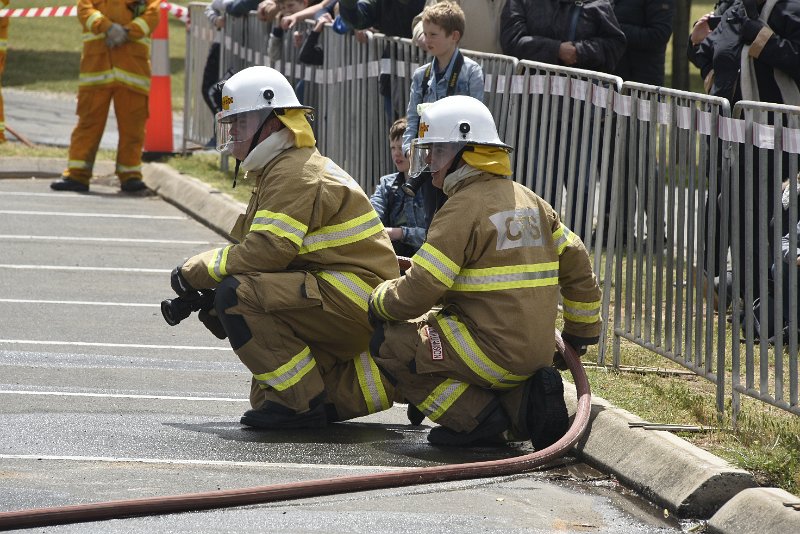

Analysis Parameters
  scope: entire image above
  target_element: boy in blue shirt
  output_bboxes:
[402,1,485,157]
[370,118,429,258]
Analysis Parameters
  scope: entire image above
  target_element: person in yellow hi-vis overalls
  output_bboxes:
[170,66,399,429]
[51,0,160,193]
[0,0,9,143]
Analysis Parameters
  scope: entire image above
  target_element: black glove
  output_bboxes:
[561,333,598,357]
[741,19,765,44]
[742,0,759,19]
[170,264,193,297]
[198,307,228,340]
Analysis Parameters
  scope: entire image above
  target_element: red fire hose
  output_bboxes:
[0,332,591,531]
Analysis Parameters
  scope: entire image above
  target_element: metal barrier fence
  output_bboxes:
[181,4,800,417]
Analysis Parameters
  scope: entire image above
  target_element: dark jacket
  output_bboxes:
[338,0,425,38]
[225,0,260,17]
[688,0,800,104]
[500,0,627,73]
[614,0,674,85]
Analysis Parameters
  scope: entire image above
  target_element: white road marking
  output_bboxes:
[0,298,158,307]
[0,264,169,273]
[0,390,243,402]
[0,210,186,220]
[0,454,401,471]
[0,339,230,351]
[0,234,220,245]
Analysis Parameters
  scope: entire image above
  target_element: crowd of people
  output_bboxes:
[1,0,798,442]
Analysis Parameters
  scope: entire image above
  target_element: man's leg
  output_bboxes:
[53,87,112,190]
[114,86,149,191]
[374,321,508,445]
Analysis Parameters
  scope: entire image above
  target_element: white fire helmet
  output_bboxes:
[215,66,312,154]
[408,95,512,178]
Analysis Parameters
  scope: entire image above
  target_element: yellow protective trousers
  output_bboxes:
[64,85,148,185]
[376,318,530,435]
[0,15,7,143]
[220,271,394,421]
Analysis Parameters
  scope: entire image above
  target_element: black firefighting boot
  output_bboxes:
[407,402,425,425]
[427,401,509,446]
[120,178,147,193]
[240,399,328,430]
[51,176,89,192]
[523,367,568,450]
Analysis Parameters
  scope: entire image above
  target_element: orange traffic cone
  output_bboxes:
[143,3,174,157]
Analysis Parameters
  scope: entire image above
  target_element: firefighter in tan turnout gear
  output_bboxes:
[170,66,399,429]
[0,0,9,143]
[51,0,160,193]
[369,95,602,447]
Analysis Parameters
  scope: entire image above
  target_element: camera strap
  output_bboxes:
[421,50,465,101]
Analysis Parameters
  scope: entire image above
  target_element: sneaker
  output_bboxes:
[427,404,509,446]
[120,178,147,193]
[240,401,328,429]
[406,402,425,425]
[50,177,89,192]
[524,367,568,450]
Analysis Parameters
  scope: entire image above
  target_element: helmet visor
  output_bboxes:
[215,108,272,153]
[408,140,467,178]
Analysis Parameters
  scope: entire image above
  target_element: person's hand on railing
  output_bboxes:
[257,0,279,22]
[558,42,578,66]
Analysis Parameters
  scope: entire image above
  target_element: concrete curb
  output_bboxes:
[707,487,800,532]
[5,157,799,533]
[564,382,756,519]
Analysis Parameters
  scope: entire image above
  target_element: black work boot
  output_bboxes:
[427,403,509,446]
[406,402,425,425]
[50,177,89,192]
[120,178,147,193]
[240,401,328,429]
[524,367,568,450]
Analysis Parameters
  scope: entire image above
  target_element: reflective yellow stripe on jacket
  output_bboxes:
[418,378,469,421]
[563,297,601,324]
[207,246,232,282]
[250,209,308,247]
[412,242,459,287]
[451,263,559,292]
[553,223,579,255]
[316,270,373,311]
[253,345,316,391]
[369,279,398,322]
[435,314,529,389]
[299,210,383,254]
[355,352,391,413]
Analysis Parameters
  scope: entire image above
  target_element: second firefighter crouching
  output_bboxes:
[172,66,400,429]
[369,95,602,447]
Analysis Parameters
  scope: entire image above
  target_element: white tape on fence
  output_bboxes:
[0,2,189,23]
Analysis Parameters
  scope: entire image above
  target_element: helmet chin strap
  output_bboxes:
[232,114,271,188]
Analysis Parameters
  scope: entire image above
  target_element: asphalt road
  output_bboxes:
[0,176,687,532]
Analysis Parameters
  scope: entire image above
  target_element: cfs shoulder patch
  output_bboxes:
[489,207,544,250]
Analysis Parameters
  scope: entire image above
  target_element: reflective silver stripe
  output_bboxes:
[355,352,389,413]
[317,271,371,310]
[253,347,315,391]
[438,315,526,388]
[414,245,458,284]
[251,214,306,244]
[419,380,468,421]
[301,216,381,250]
[453,268,558,288]
[150,39,169,77]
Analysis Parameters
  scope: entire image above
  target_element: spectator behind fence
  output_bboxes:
[412,0,507,54]
[200,0,230,148]
[267,0,311,64]
[598,0,674,247]
[500,0,625,236]
[500,0,626,72]
[773,173,800,342]
[370,117,429,257]
[338,0,426,121]
[688,0,800,322]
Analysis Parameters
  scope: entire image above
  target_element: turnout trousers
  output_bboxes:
[375,317,531,435]
[216,271,394,421]
[65,84,149,185]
